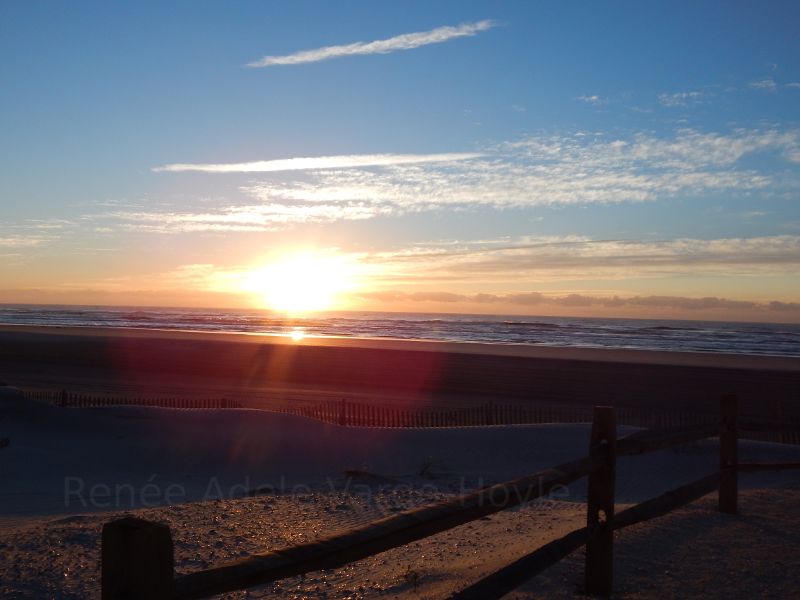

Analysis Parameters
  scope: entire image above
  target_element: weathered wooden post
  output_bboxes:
[585,406,617,596]
[719,394,738,515]
[101,517,174,599]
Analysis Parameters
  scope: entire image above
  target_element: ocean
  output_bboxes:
[0,304,798,357]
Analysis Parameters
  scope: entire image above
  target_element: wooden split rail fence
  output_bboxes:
[100,395,800,599]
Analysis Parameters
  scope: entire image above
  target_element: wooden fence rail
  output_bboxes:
[99,394,800,599]
[452,471,723,600]
[172,455,603,599]
[616,424,720,456]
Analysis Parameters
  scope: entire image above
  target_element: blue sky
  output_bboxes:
[1,1,799,320]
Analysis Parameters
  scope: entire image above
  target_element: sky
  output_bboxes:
[1,0,800,322]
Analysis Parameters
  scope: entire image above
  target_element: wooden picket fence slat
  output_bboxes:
[19,389,800,445]
[21,390,242,411]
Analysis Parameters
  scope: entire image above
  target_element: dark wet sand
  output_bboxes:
[0,325,798,417]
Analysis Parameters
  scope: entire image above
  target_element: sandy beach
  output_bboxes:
[2,326,799,597]
[1,325,798,418]
[2,386,800,598]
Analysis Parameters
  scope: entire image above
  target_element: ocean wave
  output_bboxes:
[1,307,798,356]
[637,325,701,332]
[501,321,563,330]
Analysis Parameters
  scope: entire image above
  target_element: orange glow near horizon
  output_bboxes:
[242,251,360,314]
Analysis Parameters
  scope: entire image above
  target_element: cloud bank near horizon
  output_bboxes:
[362,235,800,283]
[32,255,798,317]
[353,289,800,314]
[245,20,496,68]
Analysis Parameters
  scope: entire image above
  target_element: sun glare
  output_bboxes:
[243,251,358,314]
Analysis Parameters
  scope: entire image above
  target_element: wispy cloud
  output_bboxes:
[238,128,799,215]
[362,235,800,283]
[245,20,496,68]
[749,78,778,92]
[105,234,795,291]
[153,153,481,173]
[577,95,605,105]
[0,236,48,248]
[128,127,800,232]
[63,237,800,317]
[786,82,800,89]
[92,236,800,313]
[0,219,69,247]
[658,91,708,107]
[98,202,391,233]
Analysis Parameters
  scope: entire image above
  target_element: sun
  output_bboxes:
[243,251,357,314]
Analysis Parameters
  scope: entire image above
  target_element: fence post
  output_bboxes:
[101,517,174,599]
[585,406,616,596]
[719,395,738,515]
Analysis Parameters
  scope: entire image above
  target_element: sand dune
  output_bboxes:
[3,386,800,520]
